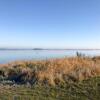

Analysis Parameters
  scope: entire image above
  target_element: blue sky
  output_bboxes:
[0,0,100,49]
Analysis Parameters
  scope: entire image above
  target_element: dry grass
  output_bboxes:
[0,56,100,85]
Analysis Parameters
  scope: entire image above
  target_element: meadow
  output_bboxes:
[0,54,100,100]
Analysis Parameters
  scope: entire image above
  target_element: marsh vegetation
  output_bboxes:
[0,55,100,99]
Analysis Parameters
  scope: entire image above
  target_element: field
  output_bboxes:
[0,55,100,100]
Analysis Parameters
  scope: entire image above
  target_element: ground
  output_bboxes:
[0,76,100,100]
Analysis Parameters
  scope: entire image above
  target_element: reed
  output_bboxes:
[0,56,100,85]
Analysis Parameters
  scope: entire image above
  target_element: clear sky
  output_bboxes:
[0,0,100,49]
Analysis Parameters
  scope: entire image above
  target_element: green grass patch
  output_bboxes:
[0,76,100,100]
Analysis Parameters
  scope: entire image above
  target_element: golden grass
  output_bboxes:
[0,56,100,85]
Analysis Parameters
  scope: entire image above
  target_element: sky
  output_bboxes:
[0,0,100,49]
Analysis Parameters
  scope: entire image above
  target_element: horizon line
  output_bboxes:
[0,48,100,50]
